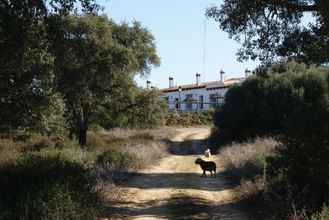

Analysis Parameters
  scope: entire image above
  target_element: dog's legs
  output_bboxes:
[203,170,206,177]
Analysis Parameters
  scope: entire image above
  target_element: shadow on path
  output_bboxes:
[167,139,207,155]
[117,172,240,191]
[104,195,250,220]
[102,128,250,219]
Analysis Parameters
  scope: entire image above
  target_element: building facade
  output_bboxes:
[160,72,247,111]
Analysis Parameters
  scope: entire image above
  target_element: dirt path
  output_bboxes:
[104,128,249,220]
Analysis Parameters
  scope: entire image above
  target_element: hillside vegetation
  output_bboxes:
[0,128,172,219]
[165,110,214,127]
[210,62,329,219]
[0,3,171,217]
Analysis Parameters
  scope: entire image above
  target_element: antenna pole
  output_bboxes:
[202,17,207,82]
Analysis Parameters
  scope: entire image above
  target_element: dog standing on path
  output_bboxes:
[195,158,216,177]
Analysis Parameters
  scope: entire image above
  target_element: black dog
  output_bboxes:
[195,158,216,177]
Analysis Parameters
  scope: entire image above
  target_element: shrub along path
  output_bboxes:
[103,128,249,220]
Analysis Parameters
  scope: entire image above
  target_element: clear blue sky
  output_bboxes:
[98,0,259,89]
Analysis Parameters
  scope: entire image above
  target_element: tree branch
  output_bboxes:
[286,3,317,12]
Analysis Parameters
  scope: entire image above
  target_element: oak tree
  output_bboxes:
[51,15,160,145]
[207,0,329,64]
[0,0,97,132]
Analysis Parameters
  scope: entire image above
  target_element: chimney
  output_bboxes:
[245,69,251,78]
[220,70,225,82]
[196,73,201,85]
[146,80,151,89]
[169,76,174,88]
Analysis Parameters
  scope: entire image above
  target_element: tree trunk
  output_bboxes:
[78,125,87,146]
[78,104,89,147]
[69,126,75,140]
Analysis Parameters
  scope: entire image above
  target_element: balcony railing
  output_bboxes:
[166,100,223,111]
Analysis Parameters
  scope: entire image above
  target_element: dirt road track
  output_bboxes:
[104,127,249,220]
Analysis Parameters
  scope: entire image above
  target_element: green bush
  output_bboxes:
[210,62,329,218]
[165,110,214,127]
[0,153,100,220]
[267,137,329,212]
[266,68,329,212]
[210,62,329,149]
[210,75,297,147]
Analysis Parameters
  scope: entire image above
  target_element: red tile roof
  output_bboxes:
[160,78,242,93]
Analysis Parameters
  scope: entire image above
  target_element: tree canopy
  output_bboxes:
[49,15,160,145]
[0,1,163,146]
[209,62,329,149]
[0,0,97,132]
[206,0,329,64]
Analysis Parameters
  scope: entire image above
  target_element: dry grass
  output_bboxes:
[233,176,265,201]
[103,127,175,140]
[0,134,96,167]
[0,128,172,217]
[0,138,22,165]
[0,135,101,220]
[311,205,329,220]
[89,128,172,190]
[219,138,280,210]
[120,141,167,169]
[0,128,171,177]
[93,140,167,190]
[219,137,278,172]
[87,128,173,169]
[87,127,174,151]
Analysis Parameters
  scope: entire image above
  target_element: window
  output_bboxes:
[185,94,193,110]
[209,93,219,108]
[199,95,204,110]
[175,98,179,109]
[164,96,169,104]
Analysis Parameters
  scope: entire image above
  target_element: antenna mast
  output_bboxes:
[202,17,207,82]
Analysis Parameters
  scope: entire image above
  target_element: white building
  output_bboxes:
[160,70,250,111]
